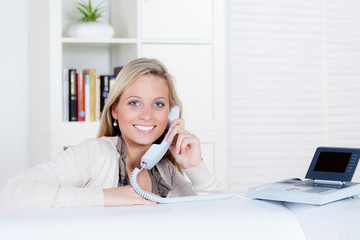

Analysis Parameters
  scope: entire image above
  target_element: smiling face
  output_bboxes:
[111,74,170,149]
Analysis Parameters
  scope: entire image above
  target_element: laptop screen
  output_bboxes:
[305,147,360,182]
[313,152,352,173]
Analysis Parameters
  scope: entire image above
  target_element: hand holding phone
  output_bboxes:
[167,119,203,169]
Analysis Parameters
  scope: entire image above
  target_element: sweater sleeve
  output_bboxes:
[183,161,225,195]
[0,138,116,210]
[158,160,225,197]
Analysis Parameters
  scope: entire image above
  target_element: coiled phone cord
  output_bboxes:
[130,167,232,204]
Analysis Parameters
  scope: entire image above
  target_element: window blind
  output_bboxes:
[230,0,360,194]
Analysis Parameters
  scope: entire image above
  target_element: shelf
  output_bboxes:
[60,121,100,131]
[62,38,213,45]
[140,39,214,45]
[62,37,138,44]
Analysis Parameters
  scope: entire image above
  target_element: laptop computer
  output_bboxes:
[246,147,360,205]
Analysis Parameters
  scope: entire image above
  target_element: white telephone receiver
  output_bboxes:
[130,106,232,203]
[140,106,180,170]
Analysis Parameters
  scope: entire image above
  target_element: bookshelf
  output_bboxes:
[29,0,228,186]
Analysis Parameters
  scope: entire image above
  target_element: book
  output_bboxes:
[109,76,116,91]
[83,69,96,121]
[63,68,69,122]
[95,75,101,121]
[69,69,78,121]
[100,75,112,113]
[77,72,85,121]
[84,73,90,122]
[114,66,123,76]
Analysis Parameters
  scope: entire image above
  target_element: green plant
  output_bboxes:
[76,0,105,22]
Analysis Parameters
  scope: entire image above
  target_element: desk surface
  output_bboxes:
[2,195,360,240]
[0,196,306,240]
[285,196,360,240]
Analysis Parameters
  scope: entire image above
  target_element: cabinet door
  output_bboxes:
[140,0,213,40]
[141,44,213,121]
[141,44,217,175]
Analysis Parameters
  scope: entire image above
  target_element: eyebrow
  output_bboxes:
[154,97,168,101]
[123,96,168,101]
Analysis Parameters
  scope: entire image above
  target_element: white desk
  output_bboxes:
[2,195,360,240]
[285,196,360,240]
[0,196,306,240]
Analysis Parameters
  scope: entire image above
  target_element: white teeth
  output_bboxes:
[135,125,155,131]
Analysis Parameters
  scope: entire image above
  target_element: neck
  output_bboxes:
[122,139,151,170]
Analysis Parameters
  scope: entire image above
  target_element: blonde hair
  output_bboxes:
[97,58,183,172]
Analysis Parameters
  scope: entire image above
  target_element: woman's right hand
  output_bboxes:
[103,185,156,207]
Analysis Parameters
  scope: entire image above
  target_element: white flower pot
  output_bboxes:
[67,22,115,38]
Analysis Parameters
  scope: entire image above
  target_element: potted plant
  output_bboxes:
[67,0,115,38]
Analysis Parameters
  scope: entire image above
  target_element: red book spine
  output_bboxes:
[77,72,85,121]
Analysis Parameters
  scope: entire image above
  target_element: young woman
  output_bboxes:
[0,58,224,209]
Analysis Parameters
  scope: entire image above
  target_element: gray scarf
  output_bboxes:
[116,137,171,197]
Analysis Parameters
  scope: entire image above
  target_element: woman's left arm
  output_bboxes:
[165,118,226,195]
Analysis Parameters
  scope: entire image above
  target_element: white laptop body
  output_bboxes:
[246,147,360,205]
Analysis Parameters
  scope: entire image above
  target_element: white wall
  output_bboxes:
[0,0,29,187]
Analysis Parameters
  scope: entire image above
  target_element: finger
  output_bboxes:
[169,144,177,156]
[166,123,186,143]
[176,133,199,154]
[170,128,186,152]
[134,198,157,206]
[170,118,185,129]
[131,192,157,206]
[126,186,156,206]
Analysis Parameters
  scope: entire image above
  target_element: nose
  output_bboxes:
[140,105,152,121]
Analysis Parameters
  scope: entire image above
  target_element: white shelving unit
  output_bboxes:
[29,0,228,186]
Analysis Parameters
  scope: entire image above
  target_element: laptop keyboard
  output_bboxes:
[294,181,346,193]
[295,182,343,188]
[303,187,332,193]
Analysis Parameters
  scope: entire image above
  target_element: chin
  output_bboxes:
[135,136,160,146]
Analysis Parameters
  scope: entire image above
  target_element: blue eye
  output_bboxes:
[128,101,140,106]
[154,102,165,107]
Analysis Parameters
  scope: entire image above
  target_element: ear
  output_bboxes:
[111,105,118,120]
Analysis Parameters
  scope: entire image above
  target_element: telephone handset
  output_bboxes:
[130,106,232,204]
[140,106,180,170]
